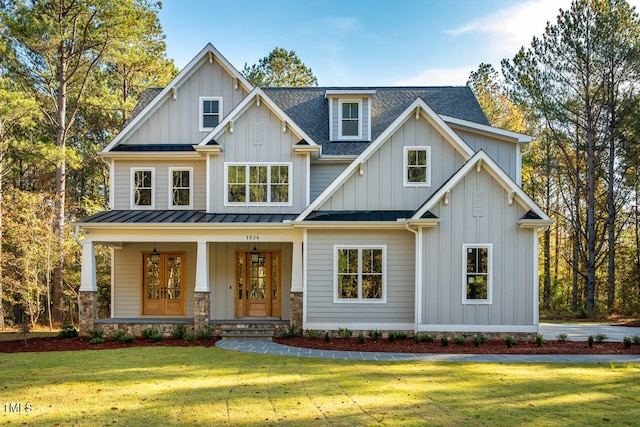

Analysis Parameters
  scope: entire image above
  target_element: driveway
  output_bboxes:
[539,322,640,342]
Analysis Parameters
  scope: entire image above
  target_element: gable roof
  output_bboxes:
[197,87,319,148]
[102,43,253,153]
[412,150,552,223]
[263,86,489,155]
[296,97,477,221]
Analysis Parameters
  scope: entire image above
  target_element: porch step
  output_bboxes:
[212,319,289,340]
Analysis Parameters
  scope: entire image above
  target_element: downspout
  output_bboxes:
[405,223,420,332]
[74,225,83,248]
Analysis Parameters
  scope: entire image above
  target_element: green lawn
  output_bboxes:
[1,347,638,426]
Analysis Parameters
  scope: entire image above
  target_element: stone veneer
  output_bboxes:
[95,321,194,337]
[78,291,98,335]
[289,292,303,331]
[193,292,210,333]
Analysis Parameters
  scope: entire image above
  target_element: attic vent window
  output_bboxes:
[200,96,223,131]
[472,191,484,217]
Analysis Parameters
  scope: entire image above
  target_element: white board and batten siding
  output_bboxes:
[112,242,197,318]
[112,160,206,210]
[317,115,466,211]
[211,101,309,213]
[208,242,292,320]
[125,57,248,145]
[420,168,535,330]
[457,129,519,182]
[305,230,415,330]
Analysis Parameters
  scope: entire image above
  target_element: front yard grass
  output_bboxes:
[1,347,638,426]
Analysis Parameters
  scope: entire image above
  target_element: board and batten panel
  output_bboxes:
[112,159,206,210]
[306,230,415,325]
[456,129,518,182]
[124,56,248,145]
[421,168,534,327]
[317,114,466,211]
[309,162,349,201]
[209,242,292,320]
[112,242,196,318]
[210,101,308,213]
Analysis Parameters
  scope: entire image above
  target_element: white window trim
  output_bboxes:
[199,96,223,132]
[462,243,493,305]
[130,167,155,210]
[333,245,387,304]
[224,162,293,207]
[168,167,194,210]
[338,99,362,140]
[403,146,431,187]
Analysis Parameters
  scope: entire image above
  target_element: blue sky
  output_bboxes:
[157,0,640,86]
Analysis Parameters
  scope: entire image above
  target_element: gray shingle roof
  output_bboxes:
[121,86,489,156]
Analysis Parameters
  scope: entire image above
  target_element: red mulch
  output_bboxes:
[274,337,640,355]
[0,336,219,353]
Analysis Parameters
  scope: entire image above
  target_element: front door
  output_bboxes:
[235,251,281,317]
[142,252,186,315]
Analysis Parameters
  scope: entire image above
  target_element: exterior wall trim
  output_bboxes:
[168,166,194,210]
[304,322,415,331]
[129,167,155,210]
[417,324,539,333]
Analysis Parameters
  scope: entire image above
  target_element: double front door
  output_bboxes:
[142,252,186,315]
[235,250,281,317]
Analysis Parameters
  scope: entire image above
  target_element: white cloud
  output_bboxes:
[393,67,474,87]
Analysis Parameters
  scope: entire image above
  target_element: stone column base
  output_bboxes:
[194,292,211,333]
[289,292,303,331]
[78,291,98,335]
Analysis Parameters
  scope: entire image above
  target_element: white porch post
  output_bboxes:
[80,241,97,292]
[195,241,210,292]
[291,242,303,292]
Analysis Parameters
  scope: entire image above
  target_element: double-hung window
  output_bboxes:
[225,163,291,205]
[403,146,431,186]
[169,167,193,209]
[463,244,492,304]
[200,97,223,131]
[334,246,386,303]
[339,100,361,139]
[131,168,154,209]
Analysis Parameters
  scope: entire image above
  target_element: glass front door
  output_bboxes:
[142,252,186,315]
[235,251,280,317]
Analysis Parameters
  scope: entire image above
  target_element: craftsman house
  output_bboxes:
[76,43,551,338]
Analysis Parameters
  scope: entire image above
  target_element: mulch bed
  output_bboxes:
[0,336,219,353]
[1,335,639,355]
[274,337,640,355]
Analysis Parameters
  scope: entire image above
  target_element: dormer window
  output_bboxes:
[200,96,223,131]
[325,90,375,142]
[340,101,361,138]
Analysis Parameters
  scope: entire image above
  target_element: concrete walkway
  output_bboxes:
[215,323,640,363]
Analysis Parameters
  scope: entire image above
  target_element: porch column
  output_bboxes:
[194,241,210,333]
[78,241,97,335]
[289,242,303,330]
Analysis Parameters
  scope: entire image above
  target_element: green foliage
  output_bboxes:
[505,336,517,348]
[388,332,396,343]
[368,329,382,340]
[185,333,196,342]
[557,333,569,342]
[395,331,408,340]
[588,335,595,347]
[306,329,320,340]
[87,329,103,340]
[141,328,158,340]
[89,337,104,344]
[453,337,466,345]
[623,336,632,349]
[282,324,302,338]
[440,336,449,347]
[633,335,640,344]
[324,331,330,343]
[473,335,488,347]
[414,333,420,344]
[595,333,608,343]
[420,334,435,343]
[242,47,318,87]
[357,332,365,344]
[197,326,214,340]
[535,334,545,347]
[58,324,79,339]
[171,325,188,339]
[110,330,134,344]
[337,328,353,339]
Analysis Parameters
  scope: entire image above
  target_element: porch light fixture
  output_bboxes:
[251,246,259,263]
[150,245,160,262]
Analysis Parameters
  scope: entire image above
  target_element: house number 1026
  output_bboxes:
[246,235,260,241]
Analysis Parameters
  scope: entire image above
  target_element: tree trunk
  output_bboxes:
[606,78,616,311]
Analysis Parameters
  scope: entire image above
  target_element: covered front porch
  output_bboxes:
[76,214,304,336]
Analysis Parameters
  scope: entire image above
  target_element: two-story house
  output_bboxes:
[76,43,552,338]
